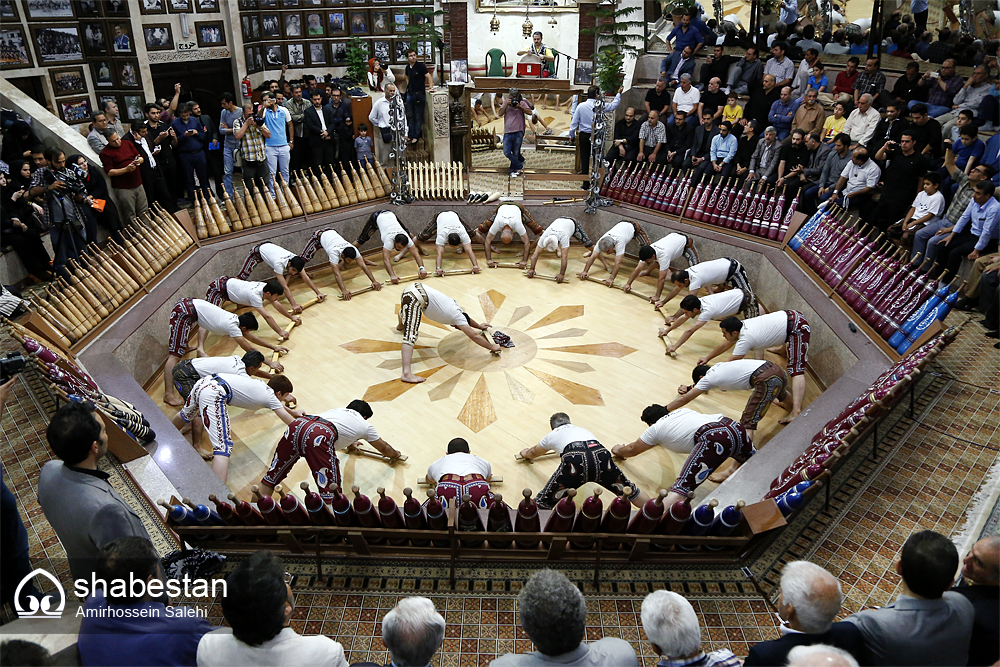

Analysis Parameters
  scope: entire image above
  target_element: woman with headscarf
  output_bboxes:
[0,121,39,165]
[1,161,53,282]
[67,153,123,242]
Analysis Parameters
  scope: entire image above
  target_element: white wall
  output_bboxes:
[466,4,580,78]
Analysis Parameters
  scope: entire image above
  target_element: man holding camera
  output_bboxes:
[499,88,534,177]
[29,146,94,278]
[232,101,271,198]
[259,91,293,196]
[99,130,148,224]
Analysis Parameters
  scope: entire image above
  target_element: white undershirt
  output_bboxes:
[320,229,352,264]
[224,278,265,308]
[192,299,242,337]
[688,258,731,290]
[696,290,744,322]
[601,221,635,256]
[419,284,467,326]
[639,408,723,453]
[538,424,600,455]
[259,243,296,275]
[426,452,492,480]
[694,359,768,391]
[652,233,687,267]
[190,355,248,378]
[540,218,575,250]
[316,407,380,448]
[377,211,412,250]
[733,311,789,356]
[216,373,282,411]
[435,211,470,246]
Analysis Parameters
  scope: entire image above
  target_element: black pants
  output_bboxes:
[241,159,270,197]
[3,227,51,279]
[207,147,225,198]
[693,159,733,184]
[311,137,336,177]
[870,195,913,233]
[578,131,592,183]
[177,150,210,200]
[914,9,928,31]
[937,230,999,282]
[982,271,999,330]
[335,129,355,172]
[160,156,180,202]
[144,169,177,214]
[605,145,639,164]
[289,139,309,180]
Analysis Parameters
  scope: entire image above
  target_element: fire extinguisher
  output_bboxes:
[241,74,251,99]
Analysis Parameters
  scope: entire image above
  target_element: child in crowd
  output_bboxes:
[809,62,830,103]
[355,123,375,167]
[722,92,743,127]
[894,171,945,244]
[822,102,847,142]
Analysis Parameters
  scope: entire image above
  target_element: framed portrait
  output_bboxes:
[449,58,468,84]
[59,97,92,124]
[372,39,390,63]
[138,0,165,14]
[304,12,324,36]
[81,22,107,55]
[143,24,173,50]
[261,13,280,38]
[254,44,264,71]
[196,21,225,47]
[371,9,389,34]
[0,28,32,69]
[416,40,432,58]
[26,0,74,20]
[258,0,276,6]
[325,0,344,5]
[167,0,191,11]
[307,41,326,65]
[285,42,304,66]
[410,11,429,28]
[280,0,299,6]
[251,14,261,39]
[348,0,364,4]
[110,22,134,54]
[90,59,116,87]
[304,0,322,6]
[123,94,144,121]
[264,43,283,67]
[245,45,256,72]
[573,60,594,86]
[1,0,20,19]
[349,10,367,35]
[392,38,408,63]
[195,0,219,11]
[392,11,407,33]
[31,25,85,64]
[327,11,346,36]
[371,0,387,4]
[330,40,347,64]
[73,0,99,16]
[50,66,87,95]
[282,12,303,37]
[104,0,128,15]
[118,58,140,87]
[241,15,253,41]
[239,0,256,8]
[391,0,409,5]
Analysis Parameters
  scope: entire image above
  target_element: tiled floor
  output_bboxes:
[2,317,997,666]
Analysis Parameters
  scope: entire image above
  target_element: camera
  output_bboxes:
[0,353,27,384]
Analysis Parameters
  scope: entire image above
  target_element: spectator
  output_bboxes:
[912,0,928,31]
[867,99,908,156]
[686,111,719,172]
[327,88,354,172]
[69,153,124,239]
[821,102,848,143]
[637,110,667,165]
[824,30,851,55]
[786,645,859,667]
[801,132,853,213]
[775,128,811,196]
[871,130,930,230]
[259,92,293,196]
[491,569,638,666]
[355,124,374,167]
[699,77,728,125]
[381,597,445,667]
[304,90,336,177]
[665,12,704,56]
[932,180,1000,282]
[951,535,999,666]
[640,590,739,667]
[146,103,180,204]
[37,401,152,582]
[893,62,928,104]
[404,48,431,145]
[661,46,697,87]
[916,30,934,59]
[569,85,622,189]
[0,641,50,667]
[947,65,998,130]
[121,123,173,216]
[808,62,829,98]
[792,89,826,137]
[663,111,695,169]
[500,88,533,178]
[779,0,797,27]
[833,57,861,103]
[102,99,125,139]
[87,113,110,154]
[927,29,955,64]
[745,74,780,127]
[952,124,986,175]
[854,58,887,109]
[822,146,880,213]
[846,530,975,665]
[669,74,701,127]
[793,49,821,96]
[607,106,641,163]
[765,41,795,88]
[913,150,993,261]
[699,45,735,92]
[745,561,865,666]
[798,24,823,52]
[892,36,916,60]
[799,131,832,193]
[0,166,53,282]
[894,171,945,244]
[747,125,780,184]
[947,108,977,145]
[219,92,243,198]
[0,120,39,165]
[908,103,944,158]
[77,536,212,666]
[843,93,880,147]
[100,130,148,224]
[645,79,672,119]
[283,85,310,177]
[911,59,963,117]
[768,86,799,141]
[848,32,872,56]
[726,46,763,96]
[722,92,743,130]
[170,102,210,205]
[233,102,271,198]
[368,83,407,166]
[733,119,762,181]
[197,550,348,666]
[27,146,92,278]
[190,101,223,198]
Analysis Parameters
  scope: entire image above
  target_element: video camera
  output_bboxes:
[0,353,27,384]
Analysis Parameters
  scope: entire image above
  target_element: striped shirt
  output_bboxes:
[639,120,667,148]
[232,116,267,162]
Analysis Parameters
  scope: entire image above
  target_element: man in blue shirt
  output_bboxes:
[218,92,243,198]
[693,120,737,184]
[912,0,929,32]
[569,84,623,190]
[665,12,703,56]
[77,536,213,666]
[768,86,799,141]
[932,180,1000,281]
[260,91,293,196]
[169,102,209,205]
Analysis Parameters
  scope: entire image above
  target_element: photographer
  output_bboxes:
[259,92,293,196]
[28,147,93,279]
[232,101,271,199]
[872,131,930,232]
[0,162,52,282]
[99,130,148,225]
[499,88,534,177]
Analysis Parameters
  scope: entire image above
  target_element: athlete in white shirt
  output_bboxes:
[658,290,748,355]
[477,203,546,268]
[171,350,270,399]
[663,257,759,317]
[173,373,303,482]
[301,228,382,300]
[526,217,594,283]
[612,404,755,509]
[623,232,700,303]
[577,220,652,284]
[259,399,401,501]
[518,413,649,509]
[415,211,485,276]
[206,277,301,338]
[236,241,326,312]
[425,437,495,507]
[357,210,427,284]
[397,283,501,383]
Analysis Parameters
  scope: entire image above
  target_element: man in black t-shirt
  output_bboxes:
[698,45,735,92]
[699,77,728,126]
[644,79,671,119]
[776,129,812,199]
[404,48,431,145]
[870,131,930,230]
[605,107,641,163]
[951,535,999,667]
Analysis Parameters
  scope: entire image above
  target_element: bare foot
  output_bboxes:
[766,346,786,356]
[164,395,184,407]
[396,322,404,331]
[198,450,214,461]
[778,413,799,426]
[401,373,427,384]
[708,462,738,484]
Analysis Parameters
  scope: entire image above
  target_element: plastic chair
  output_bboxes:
[486,48,508,77]
[546,49,560,78]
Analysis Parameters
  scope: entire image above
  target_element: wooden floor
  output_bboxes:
[145,247,821,506]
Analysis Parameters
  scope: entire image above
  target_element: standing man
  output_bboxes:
[327,87,354,172]
[87,113,109,154]
[237,241,325,310]
[623,232,699,303]
[498,88,533,178]
[425,438,495,507]
[577,220,649,284]
[569,85,623,190]
[526,217,593,283]
[369,83,406,165]
[397,283,501,383]
[123,121,173,214]
[301,227,382,299]
[871,131,930,232]
[415,211,484,277]
[260,91,293,195]
[232,102,271,198]
[260,399,401,501]
[636,110,667,165]
[658,290,754,355]
[145,103,179,205]
[606,107,641,164]
[169,102,209,205]
[951,535,1000,667]
[218,93,243,198]
[102,99,125,140]
[191,101,222,199]
[99,130,148,224]
[204,276,301,338]
[27,147,92,278]
[664,11,704,55]
[304,90,336,176]
[284,84,310,178]
[404,48,432,146]
[519,413,649,510]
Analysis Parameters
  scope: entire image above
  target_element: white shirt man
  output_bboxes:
[237,241,325,312]
[198,628,347,667]
[578,221,649,284]
[623,232,698,303]
[300,228,382,300]
[414,211,483,277]
[425,440,495,507]
[659,289,747,355]
[638,408,724,453]
[527,217,582,283]
[427,451,491,480]
[837,156,881,197]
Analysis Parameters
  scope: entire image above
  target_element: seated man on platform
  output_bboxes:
[744,561,865,666]
[425,437,494,508]
[414,210,485,277]
[477,203,545,269]
[612,404,755,511]
[641,590,740,667]
[205,277,301,339]
[236,241,326,312]
[661,257,758,315]
[518,413,649,510]
[636,110,667,165]
[606,107,641,164]
[622,232,700,305]
[492,569,639,666]
[260,399,401,502]
[171,350,270,401]
[300,227,382,300]
[663,110,696,169]
[578,220,651,285]
[658,290,752,355]
[526,217,593,283]
[357,209,427,285]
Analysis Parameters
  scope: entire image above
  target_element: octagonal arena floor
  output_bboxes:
[143,246,821,504]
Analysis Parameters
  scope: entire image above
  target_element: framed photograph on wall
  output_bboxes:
[264,43,282,67]
[372,39,390,63]
[81,22,107,55]
[450,58,468,83]
[392,38,408,63]
[254,44,264,72]
[139,0,166,14]
[26,0,74,20]
[167,0,191,12]
[285,43,304,66]
[0,28,32,68]
[195,0,219,12]
[73,0,99,17]
[416,40,432,58]
[241,15,253,41]
[143,23,173,50]
[305,11,324,36]
[59,97,92,124]
[97,93,120,113]
[261,13,280,38]
[392,11,407,33]
[280,0,299,5]
[50,66,87,95]
[90,59,116,87]
[327,11,346,36]
[307,41,326,65]
[251,14,261,39]
[573,59,594,86]
[259,0,276,6]
[32,25,85,64]
[123,94,145,121]
[304,0,322,6]
[331,40,347,64]
[0,0,19,19]
[371,10,389,35]
[118,59,140,87]
[110,22,134,54]
[104,0,128,15]
[325,0,344,5]
[245,45,257,72]
[282,12,302,37]
[195,21,225,47]
[349,10,367,35]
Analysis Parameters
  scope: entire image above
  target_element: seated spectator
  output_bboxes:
[867,99,909,156]
[927,28,955,64]
[893,62,928,104]
[914,150,994,261]
[663,111,695,169]
[808,62,829,98]
[797,24,823,52]
[645,79,672,119]
[951,535,999,667]
[909,103,944,158]
[664,13,704,60]
[381,597,445,667]
[793,49,821,97]
[954,251,1000,312]
[698,45,735,92]
[744,561,865,666]
[893,171,945,244]
[952,125,986,175]
[824,30,851,55]
[843,94,881,147]
[765,41,795,88]
[948,66,998,131]
[491,569,638,666]
[930,180,1000,282]
[733,120,762,181]
[78,536,212,667]
[721,92,743,131]
[892,36,916,59]
[606,107,641,164]
[786,645,859,667]
[668,75,701,127]
[699,77,728,125]
[640,590,739,667]
[832,57,861,104]
[821,102,849,143]
[637,110,668,165]
[845,530,975,666]
[768,86,800,141]
[197,550,348,666]
[685,112,719,171]
[0,640,50,667]
[802,133,853,214]
[747,126,781,184]
[821,146,880,213]
[726,46,763,96]
[693,120,736,183]
[792,89,826,138]
[854,58,888,110]
[661,46,697,87]
[910,59,962,117]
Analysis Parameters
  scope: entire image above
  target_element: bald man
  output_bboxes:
[952,535,999,667]
[526,217,594,283]
[477,203,545,268]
